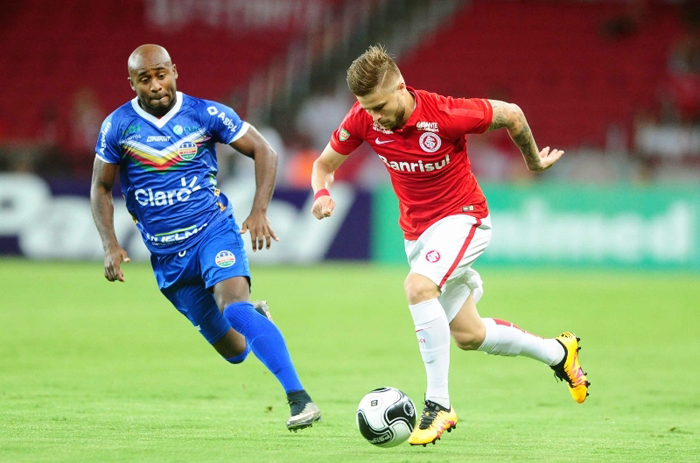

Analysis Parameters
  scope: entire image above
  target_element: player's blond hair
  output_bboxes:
[346,45,401,96]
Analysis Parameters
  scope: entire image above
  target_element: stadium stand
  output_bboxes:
[0,0,349,142]
[398,0,681,149]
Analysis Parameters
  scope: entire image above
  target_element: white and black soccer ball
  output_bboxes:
[356,387,416,448]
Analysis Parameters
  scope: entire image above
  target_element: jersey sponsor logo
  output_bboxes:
[425,250,441,263]
[147,223,208,244]
[372,122,393,134]
[419,132,441,152]
[217,111,238,133]
[147,136,171,143]
[206,105,239,133]
[377,154,450,173]
[178,141,198,160]
[122,124,140,137]
[215,250,236,268]
[99,122,112,156]
[173,125,183,135]
[339,128,350,141]
[375,137,394,145]
[134,175,202,207]
[417,121,439,132]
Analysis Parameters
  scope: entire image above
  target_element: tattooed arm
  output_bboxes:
[487,100,564,172]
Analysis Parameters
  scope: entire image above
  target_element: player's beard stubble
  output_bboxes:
[389,95,406,130]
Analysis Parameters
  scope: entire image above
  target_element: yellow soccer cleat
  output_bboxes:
[408,400,458,446]
[551,332,590,404]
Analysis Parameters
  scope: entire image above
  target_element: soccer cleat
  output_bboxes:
[253,300,273,321]
[286,390,321,432]
[551,332,590,404]
[408,400,458,446]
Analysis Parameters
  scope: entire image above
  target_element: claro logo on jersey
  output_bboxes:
[377,154,450,173]
[135,175,202,206]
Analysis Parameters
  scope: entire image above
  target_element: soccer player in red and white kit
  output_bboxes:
[310,45,589,446]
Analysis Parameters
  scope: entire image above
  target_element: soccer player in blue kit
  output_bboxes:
[90,44,321,431]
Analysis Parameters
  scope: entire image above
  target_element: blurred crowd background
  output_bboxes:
[2,0,700,186]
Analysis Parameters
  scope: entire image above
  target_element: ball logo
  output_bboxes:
[425,250,440,263]
[215,250,236,268]
[419,132,441,153]
[178,141,198,161]
[173,125,183,135]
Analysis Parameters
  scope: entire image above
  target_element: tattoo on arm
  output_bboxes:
[488,100,512,130]
[488,100,541,170]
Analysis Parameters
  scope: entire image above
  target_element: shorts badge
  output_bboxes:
[215,250,236,268]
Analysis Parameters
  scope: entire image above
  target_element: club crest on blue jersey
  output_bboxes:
[215,250,236,268]
[178,141,198,160]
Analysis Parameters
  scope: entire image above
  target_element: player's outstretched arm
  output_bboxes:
[90,158,130,282]
[230,126,279,251]
[487,100,564,172]
[311,144,347,220]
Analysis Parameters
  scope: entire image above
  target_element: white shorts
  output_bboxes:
[405,214,492,322]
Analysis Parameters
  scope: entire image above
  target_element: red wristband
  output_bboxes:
[314,189,330,201]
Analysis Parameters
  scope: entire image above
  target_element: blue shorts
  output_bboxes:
[150,216,251,344]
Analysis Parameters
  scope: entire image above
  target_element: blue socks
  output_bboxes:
[223,301,303,394]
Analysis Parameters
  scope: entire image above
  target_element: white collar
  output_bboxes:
[131,91,183,128]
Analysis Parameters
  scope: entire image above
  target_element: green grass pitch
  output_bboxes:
[1,260,699,462]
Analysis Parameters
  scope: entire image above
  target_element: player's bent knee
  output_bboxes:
[404,273,439,305]
[453,331,485,351]
[225,343,251,364]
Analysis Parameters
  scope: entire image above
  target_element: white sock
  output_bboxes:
[409,299,451,409]
[477,318,565,366]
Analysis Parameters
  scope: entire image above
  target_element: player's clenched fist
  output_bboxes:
[312,195,335,220]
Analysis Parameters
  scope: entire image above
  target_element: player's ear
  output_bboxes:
[128,76,135,92]
[172,64,178,80]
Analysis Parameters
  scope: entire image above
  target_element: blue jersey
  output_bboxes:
[95,92,249,254]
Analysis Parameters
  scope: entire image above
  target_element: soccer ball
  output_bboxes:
[356,387,416,447]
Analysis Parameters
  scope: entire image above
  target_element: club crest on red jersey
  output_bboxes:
[425,250,441,263]
[419,132,441,152]
[339,128,350,141]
